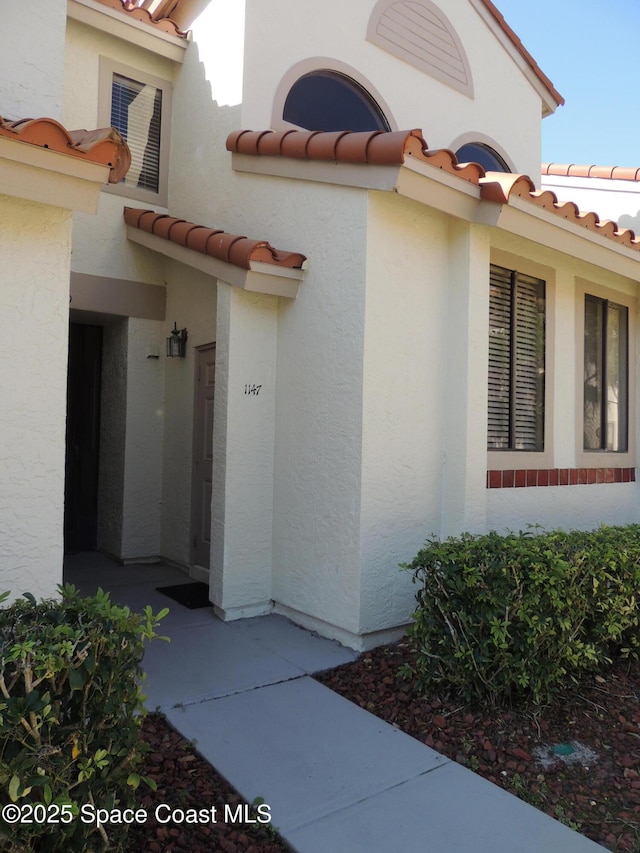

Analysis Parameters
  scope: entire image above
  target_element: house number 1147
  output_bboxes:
[244,384,262,396]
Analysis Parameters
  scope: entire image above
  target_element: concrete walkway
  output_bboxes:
[65,554,606,852]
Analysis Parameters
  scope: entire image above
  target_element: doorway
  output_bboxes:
[191,343,216,569]
[64,323,102,553]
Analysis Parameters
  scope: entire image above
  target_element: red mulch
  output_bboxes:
[123,644,639,852]
[316,641,640,852]
[128,715,290,853]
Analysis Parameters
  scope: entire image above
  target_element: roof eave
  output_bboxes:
[485,195,640,282]
[126,226,305,298]
[231,146,640,282]
[0,136,110,212]
[67,0,188,62]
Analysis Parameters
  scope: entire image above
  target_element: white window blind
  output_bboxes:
[488,265,545,451]
[111,73,162,193]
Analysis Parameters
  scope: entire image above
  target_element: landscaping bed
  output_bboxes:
[316,641,640,852]
[129,714,290,853]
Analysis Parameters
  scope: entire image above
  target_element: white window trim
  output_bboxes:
[487,249,555,471]
[98,57,172,206]
[575,278,636,468]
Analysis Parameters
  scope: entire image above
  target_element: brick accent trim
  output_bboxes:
[487,467,636,489]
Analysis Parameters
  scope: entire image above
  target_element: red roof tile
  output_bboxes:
[479,0,564,108]
[542,163,640,182]
[228,128,640,254]
[0,115,131,183]
[479,174,640,250]
[93,0,188,37]
[227,129,485,184]
[124,208,307,270]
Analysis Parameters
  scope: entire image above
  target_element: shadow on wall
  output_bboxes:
[617,211,640,235]
[168,40,243,230]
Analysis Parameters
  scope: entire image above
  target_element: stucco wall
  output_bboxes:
[359,193,451,636]
[2,1,66,120]
[161,260,217,566]
[357,200,640,640]
[270,181,369,639]
[0,195,72,600]
[211,284,277,617]
[166,38,242,229]
[487,484,638,532]
[120,317,165,560]
[63,18,172,283]
[242,0,543,177]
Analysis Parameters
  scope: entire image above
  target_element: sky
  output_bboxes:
[494,0,640,167]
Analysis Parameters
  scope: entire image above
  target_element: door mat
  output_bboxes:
[156,582,212,609]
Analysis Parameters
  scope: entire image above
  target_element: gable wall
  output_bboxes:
[242,0,543,177]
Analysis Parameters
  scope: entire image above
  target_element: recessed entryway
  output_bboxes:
[64,322,103,553]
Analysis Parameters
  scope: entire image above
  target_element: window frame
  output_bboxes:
[575,278,635,468]
[487,251,554,471]
[98,57,172,206]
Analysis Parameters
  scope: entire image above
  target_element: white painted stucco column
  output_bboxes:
[210,282,277,619]
[0,197,72,600]
[440,221,490,537]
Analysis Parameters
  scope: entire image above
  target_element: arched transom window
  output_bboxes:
[456,142,510,173]
[283,70,391,132]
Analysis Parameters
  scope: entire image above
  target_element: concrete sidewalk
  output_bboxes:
[65,553,606,853]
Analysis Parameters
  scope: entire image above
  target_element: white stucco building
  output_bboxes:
[2,0,640,649]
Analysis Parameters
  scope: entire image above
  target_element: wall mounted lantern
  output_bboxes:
[166,322,188,358]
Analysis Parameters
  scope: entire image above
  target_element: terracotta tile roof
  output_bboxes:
[542,163,640,182]
[479,173,640,249]
[124,208,307,269]
[479,0,564,108]
[0,115,131,183]
[226,129,485,184]
[228,128,640,254]
[93,0,188,37]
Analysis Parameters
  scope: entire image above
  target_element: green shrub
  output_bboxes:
[403,526,640,704]
[0,585,167,852]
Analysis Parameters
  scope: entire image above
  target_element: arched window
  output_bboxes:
[456,142,510,173]
[283,71,390,132]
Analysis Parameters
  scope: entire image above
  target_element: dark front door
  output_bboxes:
[64,323,103,553]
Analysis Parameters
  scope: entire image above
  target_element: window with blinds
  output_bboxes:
[584,295,628,452]
[111,72,163,193]
[488,264,545,451]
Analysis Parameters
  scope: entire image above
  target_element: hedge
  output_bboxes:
[403,526,640,704]
[0,585,167,852]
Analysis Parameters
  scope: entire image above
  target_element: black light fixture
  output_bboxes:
[166,322,188,358]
